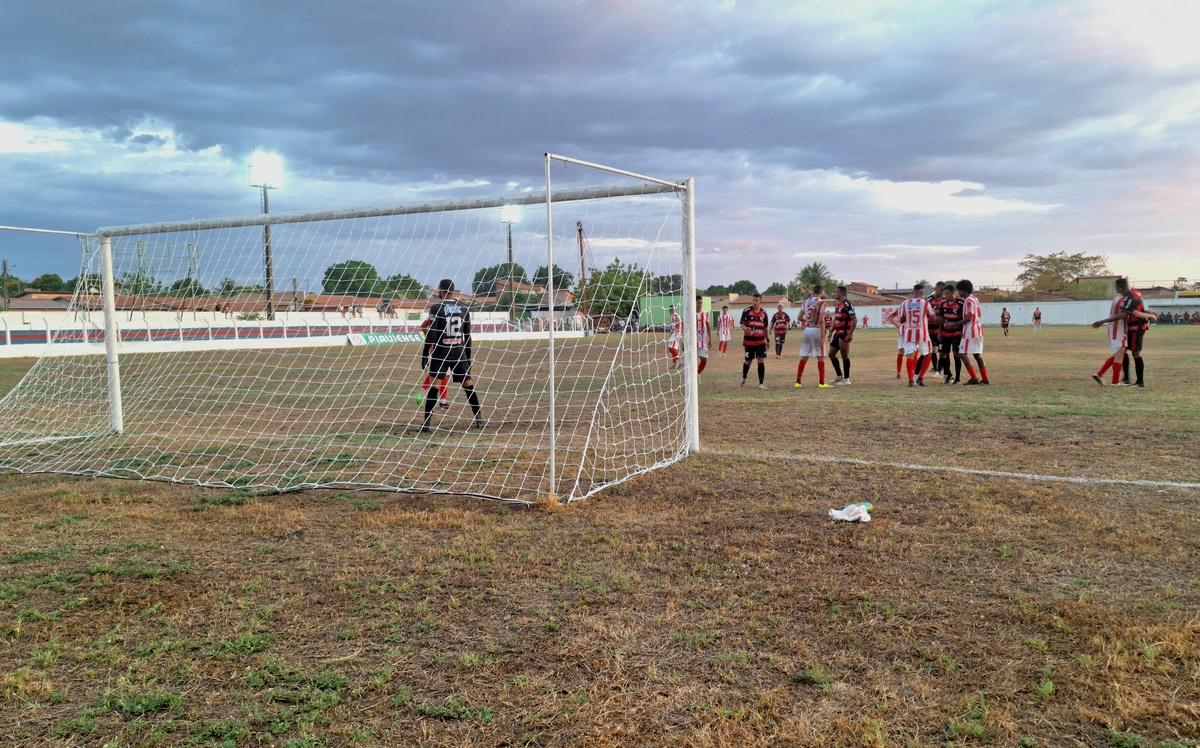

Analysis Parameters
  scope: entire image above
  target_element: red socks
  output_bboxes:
[817,360,826,385]
[906,357,916,383]
[796,359,807,383]
[896,351,904,374]
[698,359,707,374]
[1098,356,1113,376]
[668,346,678,364]
[1112,361,1123,384]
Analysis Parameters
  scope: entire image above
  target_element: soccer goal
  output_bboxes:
[0,155,698,504]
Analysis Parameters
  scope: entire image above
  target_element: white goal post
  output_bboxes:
[0,156,698,505]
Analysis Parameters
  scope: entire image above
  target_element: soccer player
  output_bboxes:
[828,285,856,385]
[888,307,904,378]
[667,305,683,368]
[717,305,734,356]
[925,281,946,379]
[938,284,965,383]
[897,284,933,386]
[695,295,711,374]
[771,303,791,359]
[1000,308,1011,337]
[1118,279,1158,387]
[1091,282,1129,386]
[794,285,830,388]
[956,279,989,385]
[420,279,484,432]
[1032,307,1042,332]
[740,293,769,388]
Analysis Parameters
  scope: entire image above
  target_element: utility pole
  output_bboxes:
[1,259,10,311]
[576,222,588,316]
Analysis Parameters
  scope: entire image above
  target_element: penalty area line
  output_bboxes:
[704,449,1200,490]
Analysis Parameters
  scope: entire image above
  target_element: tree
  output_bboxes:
[217,278,238,295]
[652,274,683,295]
[473,263,529,298]
[728,279,759,296]
[789,262,838,298]
[380,273,424,299]
[30,273,69,293]
[764,281,788,296]
[703,284,728,296]
[118,269,162,296]
[1,272,22,301]
[168,277,207,297]
[532,264,575,291]
[1015,251,1109,292]
[323,260,381,295]
[581,258,649,321]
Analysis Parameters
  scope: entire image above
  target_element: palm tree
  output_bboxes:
[789,262,838,297]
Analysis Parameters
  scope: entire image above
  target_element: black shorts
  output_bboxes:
[774,333,787,345]
[429,346,472,382]
[1126,329,1145,354]
[928,331,941,347]
[744,343,767,361]
[940,336,960,354]
[830,333,847,350]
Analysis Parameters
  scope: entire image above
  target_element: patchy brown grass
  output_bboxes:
[0,326,1198,747]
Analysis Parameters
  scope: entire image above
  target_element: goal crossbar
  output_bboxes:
[96,183,683,238]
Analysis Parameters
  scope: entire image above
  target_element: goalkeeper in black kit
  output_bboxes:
[420,279,485,433]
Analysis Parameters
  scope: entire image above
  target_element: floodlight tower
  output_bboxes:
[249,151,283,320]
[500,204,521,324]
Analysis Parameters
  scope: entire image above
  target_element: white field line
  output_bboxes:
[704,448,1200,490]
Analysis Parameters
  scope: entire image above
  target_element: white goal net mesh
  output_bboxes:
[0,175,691,504]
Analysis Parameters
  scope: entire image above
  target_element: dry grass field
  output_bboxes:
[1,325,1198,747]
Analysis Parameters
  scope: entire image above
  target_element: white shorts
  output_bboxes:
[718,333,730,342]
[668,333,679,348]
[903,340,931,357]
[959,337,984,355]
[896,332,904,350]
[1109,337,1125,356]
[798,327,825,357]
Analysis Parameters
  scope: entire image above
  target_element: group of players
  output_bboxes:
[416,273,1158,433]
[1090,277,1156,388]
[673,279,989,389]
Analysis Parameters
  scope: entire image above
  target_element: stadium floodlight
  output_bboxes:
[500,205,521,324]
[249,151,283,320]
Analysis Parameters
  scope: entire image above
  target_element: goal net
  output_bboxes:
[0,156,697,504]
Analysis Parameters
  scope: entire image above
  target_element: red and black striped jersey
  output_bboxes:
[740,307,769,344]
[771,311,791,334]
[1122,289,1149,331]
[832,299,856,333]
[926,296,944,331]
[940,298,964,339]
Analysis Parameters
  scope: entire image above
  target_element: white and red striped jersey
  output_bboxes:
[668,311,682,344]
[1107,294,1127,343]
[717,313,734,339]
[801,297,827,328]
[696,311,710,348]
[961,295,983,339]
[897,297,933,343]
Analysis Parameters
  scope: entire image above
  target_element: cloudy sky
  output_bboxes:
[2,0,1199,291]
